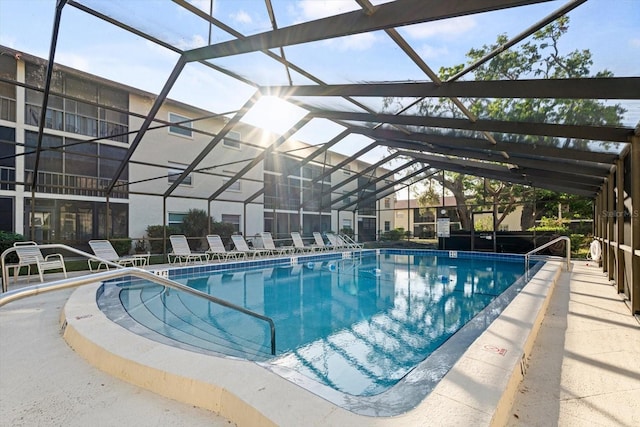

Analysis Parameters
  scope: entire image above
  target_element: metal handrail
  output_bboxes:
[1,244,276,355]
[525,236,571,271]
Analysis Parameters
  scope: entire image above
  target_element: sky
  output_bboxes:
[1,0,639,170]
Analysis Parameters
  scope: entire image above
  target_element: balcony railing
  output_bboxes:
[24,170,128,198]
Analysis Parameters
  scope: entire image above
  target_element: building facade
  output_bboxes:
[0,46,395,249]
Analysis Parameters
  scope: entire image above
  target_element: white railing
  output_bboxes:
[525,236,571,271]
[0,244,276,354]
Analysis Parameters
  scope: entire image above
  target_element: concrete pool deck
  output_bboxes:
[1,260,638,426]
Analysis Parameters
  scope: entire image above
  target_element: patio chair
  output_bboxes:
[231,235,272,259]
[88,240,148,272]
[168,235,209,265]
[290,232,316,253]
[12,241,67,283]
[326,232,349,250]
[312,232,331,251]
[206,235,245,262]
[260,232,295,256]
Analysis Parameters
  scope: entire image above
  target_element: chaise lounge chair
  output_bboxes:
[169,235,209,265]
[312,232,331,252]
[206,234,245,262]
[260,232,295,256]
[12,241,67,283]
[325,232,350,250]
[88,239,148,271]
[231,235,272,259]
[290,232,316,253]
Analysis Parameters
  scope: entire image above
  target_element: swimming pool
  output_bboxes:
[97,249,540,413]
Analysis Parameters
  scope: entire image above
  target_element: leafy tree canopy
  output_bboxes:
[387,17,620,230]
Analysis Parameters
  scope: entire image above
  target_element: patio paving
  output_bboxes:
[508,261,640,427]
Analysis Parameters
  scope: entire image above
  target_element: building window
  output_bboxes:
[384,221,390,231]
[384,198,391,209]
[343,164,351,175]
[222,177,241,191]
[168,112,192,137]
[168,212,186,226]
[221,214,240,233]
[223,130,241,149]
[168,162,192,185]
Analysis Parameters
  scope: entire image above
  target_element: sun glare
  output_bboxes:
[241,96,308,135]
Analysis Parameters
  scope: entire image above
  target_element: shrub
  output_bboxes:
[380,228,404,241]
[340,227,354,238]
[182,209,217,250]
[109,238,132,256]
[0,231,25,263]
[570,233,591,258]
[146,225,182,253]
[527,216,569,234]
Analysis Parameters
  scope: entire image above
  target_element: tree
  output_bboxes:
[388,16,624,228]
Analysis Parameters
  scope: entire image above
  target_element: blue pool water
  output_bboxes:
[99,251,533,397]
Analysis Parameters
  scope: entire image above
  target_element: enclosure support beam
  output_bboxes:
[607,172,615,281]
[631,136,640,314]
[616,159,625,293]
[600,184,608,271]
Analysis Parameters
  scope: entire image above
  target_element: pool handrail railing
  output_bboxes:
[524,235,571,272]
[1,244,277,355]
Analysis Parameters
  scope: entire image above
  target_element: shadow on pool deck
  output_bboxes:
[1,260,638,426]
[507,261,639,427]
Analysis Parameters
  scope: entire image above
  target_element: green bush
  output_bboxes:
[146,225,182,254]
[527,216,569,234]
[0,231,25,263]
[570,233,591,258]
[210,221,236,249]
[109,238,132,256]
[380,228,404,241]
[340,227,354,238]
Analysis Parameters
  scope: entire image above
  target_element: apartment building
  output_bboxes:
[0,46,395,248]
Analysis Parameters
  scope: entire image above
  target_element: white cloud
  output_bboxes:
[187,0,215,13]
[55,53,92,73]
[231,10,252,25]
[403,16,476,39]
[297,0,359,20]
[418,44,449,60]
[630,38,640,48]
[325,32,377,51]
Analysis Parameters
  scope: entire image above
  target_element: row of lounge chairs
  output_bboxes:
[168,232,363,265]
[3,232,364,283]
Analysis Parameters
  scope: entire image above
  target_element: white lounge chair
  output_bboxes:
[12,241,67,283]
[326,232,349,250]
[313,232,331,251]
[206,235,245,262]
[290,232,316,253]
[231,235,272,259]
[169,235,209,265]
[88,239,148,271]
[260,232,294,256]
